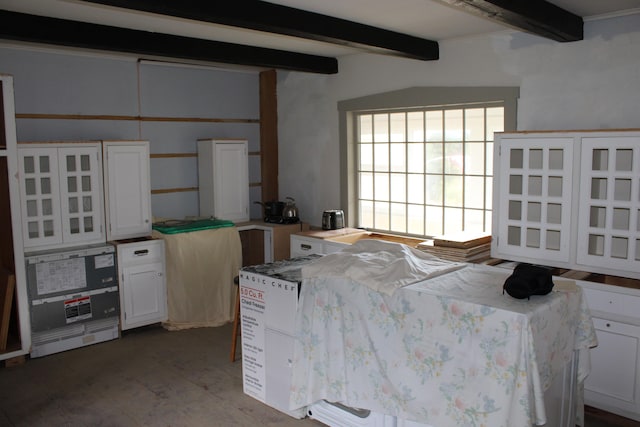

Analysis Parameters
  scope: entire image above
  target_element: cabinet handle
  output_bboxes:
[134,249,149,256]
[606,323,611,328]
[301,244,312,250]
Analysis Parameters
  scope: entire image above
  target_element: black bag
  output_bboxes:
[503,263,554,300]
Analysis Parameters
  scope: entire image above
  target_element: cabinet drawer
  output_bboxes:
[290,236,323,257]
[582,287,640,319]
[592,317,640,336]
[119,240,164,265]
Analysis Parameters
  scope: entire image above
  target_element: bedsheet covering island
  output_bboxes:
[289,240,597,427]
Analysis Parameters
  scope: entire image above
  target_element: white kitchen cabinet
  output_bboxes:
[576,136,640,274]
[492,135,574,265]
[577,281,640,421]
[290,229,428,258]
[197,139,249,223]
[18,142,104,251]
[116,239,167,330]
[290,234,349,257]
[102,140,152,240]
[290,234,325,257]
[492,129,640,280]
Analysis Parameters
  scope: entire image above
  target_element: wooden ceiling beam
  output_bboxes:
[81,0,439,60]
[0,10,338,74]
[439,0,583,42]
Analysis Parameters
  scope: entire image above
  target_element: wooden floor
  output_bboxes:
[0,323,636,427]
[585,406,640,427]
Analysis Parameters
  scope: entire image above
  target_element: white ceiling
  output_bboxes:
[1,0,639,58]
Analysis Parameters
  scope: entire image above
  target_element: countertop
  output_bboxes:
[558,268,640,292]
[293,227,363,239]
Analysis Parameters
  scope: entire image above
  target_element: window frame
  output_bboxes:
[338,87,519,235]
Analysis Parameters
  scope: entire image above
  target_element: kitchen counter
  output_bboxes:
[234,220,304,233]
[560,269,640,292]
[292,227,362,239]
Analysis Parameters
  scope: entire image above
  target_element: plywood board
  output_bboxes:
[0,269,15,352]
[432,231,492,248]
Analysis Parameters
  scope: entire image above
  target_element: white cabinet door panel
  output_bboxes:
[214,142,249,221]
[577,136,640,273]
[103,141,151,240]
[18,147,62,248]
[123,261,166,327]
[57,146,104,245]
[197,139,249,223]
[492,137,574,265]
[117,240,167,330]
[585,317,640,417]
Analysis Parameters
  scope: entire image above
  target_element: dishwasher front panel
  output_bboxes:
[29,287,119,332]
[25,244,120,343]
[25,244,117,300]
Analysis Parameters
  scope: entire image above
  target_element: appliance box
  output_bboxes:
[239,255,321,418]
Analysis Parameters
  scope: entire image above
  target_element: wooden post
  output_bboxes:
[259,69,278,203]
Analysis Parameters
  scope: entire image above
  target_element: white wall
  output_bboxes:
[277,13,640,227]
[0,46,260,220]
[3,12,639,227]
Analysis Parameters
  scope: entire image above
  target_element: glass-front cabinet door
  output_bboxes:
[18,143,104,251]
[577,136,640,272]
[18,146,63,249]
[58,146,103,245]
[493,136,574,265]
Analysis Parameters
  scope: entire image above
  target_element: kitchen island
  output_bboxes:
[289,241,597,427]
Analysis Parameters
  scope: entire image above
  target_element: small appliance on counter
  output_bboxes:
[257,198,300,224]
[322,209,344,230]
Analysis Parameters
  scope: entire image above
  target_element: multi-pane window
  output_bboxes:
[356,104,504,237]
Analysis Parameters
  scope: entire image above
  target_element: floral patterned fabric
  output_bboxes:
[289,263,597,427]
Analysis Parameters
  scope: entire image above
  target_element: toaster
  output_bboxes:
[322,209,345,230]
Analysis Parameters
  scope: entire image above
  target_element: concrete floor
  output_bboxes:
[0,323,632,427]
[0,324,323,427]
